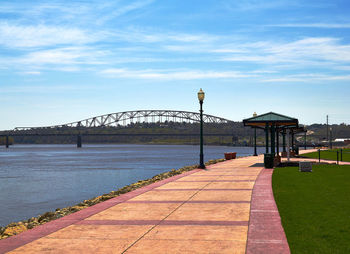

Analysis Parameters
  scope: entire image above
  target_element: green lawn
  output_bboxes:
[302,149,350,162]
[272,164,350,254]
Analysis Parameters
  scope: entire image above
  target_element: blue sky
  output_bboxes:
[1,0,350,129]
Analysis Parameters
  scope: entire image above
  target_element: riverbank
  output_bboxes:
[0,158,224,240]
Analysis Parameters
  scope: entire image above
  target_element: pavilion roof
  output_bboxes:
[243,112,299,128]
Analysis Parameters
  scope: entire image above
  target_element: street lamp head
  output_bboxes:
[197,88,205,102]
[253,112,257,117]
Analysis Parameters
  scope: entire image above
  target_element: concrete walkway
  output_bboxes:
[0,156,290,254]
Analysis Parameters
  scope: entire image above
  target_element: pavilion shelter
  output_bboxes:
[243,112,299,168]
[287,126,307,155]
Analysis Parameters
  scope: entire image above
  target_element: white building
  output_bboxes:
[334,138,350,142]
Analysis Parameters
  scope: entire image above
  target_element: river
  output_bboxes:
[0,144,266,226]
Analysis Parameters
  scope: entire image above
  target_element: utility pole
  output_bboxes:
[287,129,290,162]
[326,115,329,143]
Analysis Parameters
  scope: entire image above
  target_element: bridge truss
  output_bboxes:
[13,110,234,131]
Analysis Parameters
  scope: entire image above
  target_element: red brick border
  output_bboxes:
[0,168,201,253]
[176,180,255,182]
[246,168,290,254]
[151,188,252,191]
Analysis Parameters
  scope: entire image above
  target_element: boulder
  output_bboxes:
[3,224,27,237]
[38,212,55,223]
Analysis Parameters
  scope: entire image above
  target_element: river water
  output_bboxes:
[0,144,266,226]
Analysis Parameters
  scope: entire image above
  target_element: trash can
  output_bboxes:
[295,146,299,155]
[293,146,299,155]
[264,153,274,168]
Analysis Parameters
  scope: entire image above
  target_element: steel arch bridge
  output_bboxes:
[13,110,234,131]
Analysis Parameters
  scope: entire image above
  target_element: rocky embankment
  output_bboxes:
[0,158,225,240]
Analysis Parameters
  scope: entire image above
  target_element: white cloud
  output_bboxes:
[262,74,350,82]
[13,47,108,70]
[100,68,255,80]
[0,22,101,48]
[267,37,350,62]
[97,0,155,24]
[0,1,155,26]
[211,48,247,53]
[223,0,300,11]
[335,66,350,71]
[22,71,41,75]
[218,37,350,65]
[1,0,350,81]
[2,84,89,94]
[269,23,350,29]
[112,28,219,44]
[18,47,84,65]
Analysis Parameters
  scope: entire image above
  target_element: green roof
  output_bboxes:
[243,112,298,128]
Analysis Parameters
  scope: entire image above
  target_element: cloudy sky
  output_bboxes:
[1,0,350,129]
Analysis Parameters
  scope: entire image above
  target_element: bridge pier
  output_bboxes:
[6,135,9,148]
[77,135,82,148]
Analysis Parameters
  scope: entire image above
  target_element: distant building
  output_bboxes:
[334,138,350,144]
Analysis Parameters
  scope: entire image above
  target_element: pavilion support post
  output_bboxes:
[276,129,279,156]
[304,131,307,150]
[270,124,275,155]
[291,133,295,150]
[282,130,286,152]
[254,128,257,156]
[265,123,269,153]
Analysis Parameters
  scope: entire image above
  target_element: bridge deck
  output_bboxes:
[0,156,290,254]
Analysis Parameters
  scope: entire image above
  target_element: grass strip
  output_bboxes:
[272,164,350,254]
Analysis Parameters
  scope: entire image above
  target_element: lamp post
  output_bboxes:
[253,112,257,156]
[198,88,205,169]
[329,127,332,149]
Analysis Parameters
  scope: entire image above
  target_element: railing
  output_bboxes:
[316,149,350,164]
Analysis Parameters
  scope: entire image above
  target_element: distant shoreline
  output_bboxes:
[2,142,268,147]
